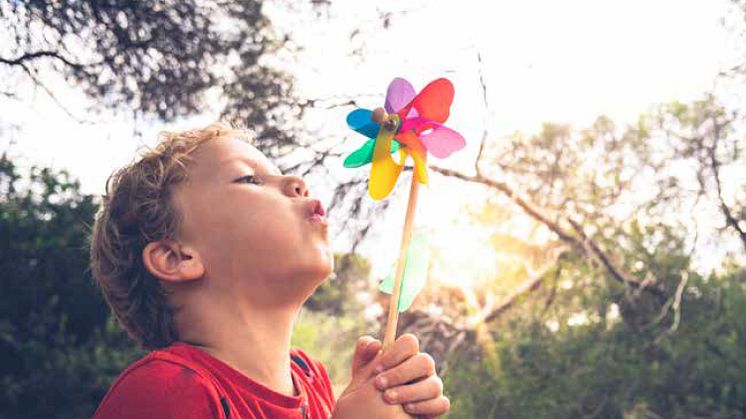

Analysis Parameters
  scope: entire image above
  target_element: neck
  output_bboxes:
[176,292,301,397]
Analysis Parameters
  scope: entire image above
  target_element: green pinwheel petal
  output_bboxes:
[343,139,401,168]
[344,139,376,168]
[379,231,429,312]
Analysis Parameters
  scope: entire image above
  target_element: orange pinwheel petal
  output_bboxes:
[397,78,454,124]
[395,131,429,184]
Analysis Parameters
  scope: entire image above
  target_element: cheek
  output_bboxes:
[228,199,303,262]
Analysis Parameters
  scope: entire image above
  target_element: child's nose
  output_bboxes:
[282,176,309,198]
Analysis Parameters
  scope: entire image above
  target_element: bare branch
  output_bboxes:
[483,245,568,323]
[475,51,490,177]
[0,50,83,70]
[654,272,689,344]
[16,63,93,124]
[430,165,667,299]
[707,115,746,250]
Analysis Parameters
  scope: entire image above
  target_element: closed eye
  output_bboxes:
[234,174,261,185]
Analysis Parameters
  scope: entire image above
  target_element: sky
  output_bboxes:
[271,0,740,279]
[1,0,741,281]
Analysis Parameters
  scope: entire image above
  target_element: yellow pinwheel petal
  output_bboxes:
[409,149,428,184]
[395,131,429,185]
[369,119,403,201]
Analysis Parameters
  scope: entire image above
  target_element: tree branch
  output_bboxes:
[0,50,83,70]
[430,165,666,299]
[475,51,489,177]
[707,116,746,251]
[15,62,93,124]
[483,245,568,323]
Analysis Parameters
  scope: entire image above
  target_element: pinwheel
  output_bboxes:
[344,77,465,201]
[343,77,466,348]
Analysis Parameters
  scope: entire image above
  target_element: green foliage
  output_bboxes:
[0,155,143,418]
[453,96,746,417]
[295,253,378,394]
[292,309,371,396]
[304,253,372,316]
[446,267,746,418]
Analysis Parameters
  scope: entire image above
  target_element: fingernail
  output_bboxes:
[375,375,387,389]
[385,390,398,402]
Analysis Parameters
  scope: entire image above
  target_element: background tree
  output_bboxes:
[0,0,301,149]
[436,102,746,417]
[0,154,143,418]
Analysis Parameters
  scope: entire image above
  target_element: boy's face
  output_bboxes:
[172,137,332,306]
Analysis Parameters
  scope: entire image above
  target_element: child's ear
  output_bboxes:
[142,240,205,284]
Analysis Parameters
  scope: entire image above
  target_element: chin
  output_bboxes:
[291,245,333,283]
[312,247,334,281]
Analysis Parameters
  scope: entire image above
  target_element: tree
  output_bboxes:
[0,154,143,418]
[426,94,745,322]
[652,97,746,251]
[444,231,746,418]
[0,0,300,148]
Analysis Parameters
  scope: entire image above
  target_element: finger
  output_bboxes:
[403,396,450,417]
[351,336,379,376]
[374,352,436,390]
[365,339,383,359]
[381,375,443,405]
[351,342,385,383]
[377,333,419,372]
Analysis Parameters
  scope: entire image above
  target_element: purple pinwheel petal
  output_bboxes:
[385,78,416,114]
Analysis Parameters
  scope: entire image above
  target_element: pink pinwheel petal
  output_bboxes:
[385,78,416,114]
[419,125,466,159]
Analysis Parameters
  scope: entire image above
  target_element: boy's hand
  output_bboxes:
[333,334,450,418]
[372,334,450,417]
[332,336,410,419]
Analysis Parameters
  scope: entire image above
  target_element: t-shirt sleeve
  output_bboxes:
[93,358,223,419]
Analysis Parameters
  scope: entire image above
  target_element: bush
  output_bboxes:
[0,155,143,418]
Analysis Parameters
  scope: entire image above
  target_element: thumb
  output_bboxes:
[350,336,382,379]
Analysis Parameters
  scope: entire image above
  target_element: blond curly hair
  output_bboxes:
[90,122,248,349]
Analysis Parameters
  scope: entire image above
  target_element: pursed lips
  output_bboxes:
[306,199,327,224]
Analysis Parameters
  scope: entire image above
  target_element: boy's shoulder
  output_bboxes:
[94,344,335,418]
[93,345,224,419]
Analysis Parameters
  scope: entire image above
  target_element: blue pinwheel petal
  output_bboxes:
[346,109,380,139]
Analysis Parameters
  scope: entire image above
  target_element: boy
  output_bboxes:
[90,123,450,418]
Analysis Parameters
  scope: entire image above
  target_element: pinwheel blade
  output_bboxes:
[380,231,430,312]
[399,78,454,123]
[419,124,466,159]
[343,139,402,168]
[395,131,429,184]
[369,123,403,200]
[346,108,380,139]
[385,78,417,116]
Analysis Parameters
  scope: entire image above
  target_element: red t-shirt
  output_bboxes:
[93,342,336,419]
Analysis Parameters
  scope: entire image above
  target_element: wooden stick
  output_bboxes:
[383,174,420,350]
